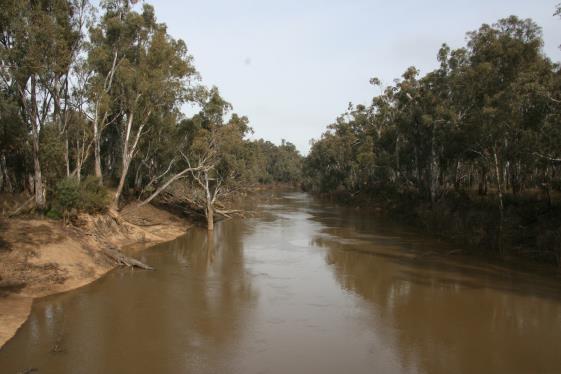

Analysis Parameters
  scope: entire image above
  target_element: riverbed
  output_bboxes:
[1,192,561,373]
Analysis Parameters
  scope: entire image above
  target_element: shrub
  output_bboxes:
[45,209,62,220]
[54,178,80,212]
[52,176,109,217]
[79,176,109,213]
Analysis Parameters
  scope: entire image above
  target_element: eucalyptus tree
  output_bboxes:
[180,88,253,230]
[97,3,197,208]
[304,15,560,256]
[0,0,84,208]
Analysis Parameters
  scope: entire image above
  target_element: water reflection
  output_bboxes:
[312,207,561,374]
[1,192,561,374]
[0,220,257,373]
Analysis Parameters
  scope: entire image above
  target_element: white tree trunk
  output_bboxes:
[93,107,103,184]
[30,75,46,210]
[493,146,505,255]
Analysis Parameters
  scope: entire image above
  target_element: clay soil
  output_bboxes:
[0,202,191,348]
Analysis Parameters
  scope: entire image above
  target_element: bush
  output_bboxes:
[52,176,109,217]
[79,176,109,213]
[54,178,80,212]
[45,209,62,220]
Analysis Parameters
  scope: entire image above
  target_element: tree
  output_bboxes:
[0,0,86,209]
[93,3,197,209]
[181,88,252,230]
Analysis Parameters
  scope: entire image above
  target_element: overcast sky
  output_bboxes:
[141,0,561,154]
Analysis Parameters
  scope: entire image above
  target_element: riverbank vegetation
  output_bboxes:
[304,15,561,264]
[0,0,302,229]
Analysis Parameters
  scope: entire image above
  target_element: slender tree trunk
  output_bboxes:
[414,144,420,183]
[113,155,130,210]
[493,147,505,255]
[204,172,214,231]
[395,135,400,181]
[75,141,82,182]
[478,167,487,195]
[134,163,143,194]
[0,153,12,192]
[454,160,461,191]
[93,108,103,184]
[27,175,34,196]
[64,133,70,177]
[30,75,46,210]
[113,113,140,210]
[429,125,439,204]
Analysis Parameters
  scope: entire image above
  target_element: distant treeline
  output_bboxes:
[0,0,302,220]
[303,15,561,261]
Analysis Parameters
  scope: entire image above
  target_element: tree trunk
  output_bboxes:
[493,147,505,256]
[204,170,214,231]
[93,111,103,184]
[414,143,420,183]
[113,113,138,210]
[113,156,130,210]
[64,132,70,177]
[206,202,214,231]
[429,125,439,204]
[394,135,400,181]
[138,166,197,207]
[134,163,143,194]
[75,141,82,183]
[0,153,12,192]
[478,168,487,195]
[454,160,461,191]
[30,75,46,210]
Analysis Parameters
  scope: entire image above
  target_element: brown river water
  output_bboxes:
[1,192,561,373]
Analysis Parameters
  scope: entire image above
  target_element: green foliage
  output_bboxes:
[251,139,303,185]
[304,15,561,259]
[46,209,63,220]
[79,176,110,213]
[40,125,67,189]
[53,176,109,215]
[305,16,560,200]
[53,178,81,213]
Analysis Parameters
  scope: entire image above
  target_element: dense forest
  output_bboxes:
[1,0,560,263]
[0,0,302,227]
[304,15,561,262]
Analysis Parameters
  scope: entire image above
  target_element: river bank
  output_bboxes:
[312,188,561,266]
[0,202,191,348]
[2,191,561,373]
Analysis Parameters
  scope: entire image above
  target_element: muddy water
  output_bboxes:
[2,192,561,373]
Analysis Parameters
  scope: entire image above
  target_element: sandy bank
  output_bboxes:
[0,203,191,349]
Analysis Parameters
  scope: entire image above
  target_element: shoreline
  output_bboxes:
[308,189,561,267]
[0,203,191,349]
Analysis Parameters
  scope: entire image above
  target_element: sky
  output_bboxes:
[137,0,561,155]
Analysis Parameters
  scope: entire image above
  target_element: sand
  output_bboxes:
[0,202,191,348]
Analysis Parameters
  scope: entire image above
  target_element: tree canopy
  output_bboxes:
[0,0,302,228]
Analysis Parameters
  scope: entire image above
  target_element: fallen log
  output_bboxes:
[215,208,245,219]
[102,246,154,270]
[7,196,35,217]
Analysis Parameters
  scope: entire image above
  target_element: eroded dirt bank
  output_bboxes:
[0,203,191,348]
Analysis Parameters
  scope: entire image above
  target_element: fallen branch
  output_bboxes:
[7,196,35,217]
[533,152,561,163]
[138,165,205,207]
[102,246,154,270]
[215,208,245,219]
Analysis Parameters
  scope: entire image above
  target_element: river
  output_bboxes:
[1,192,561,373]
